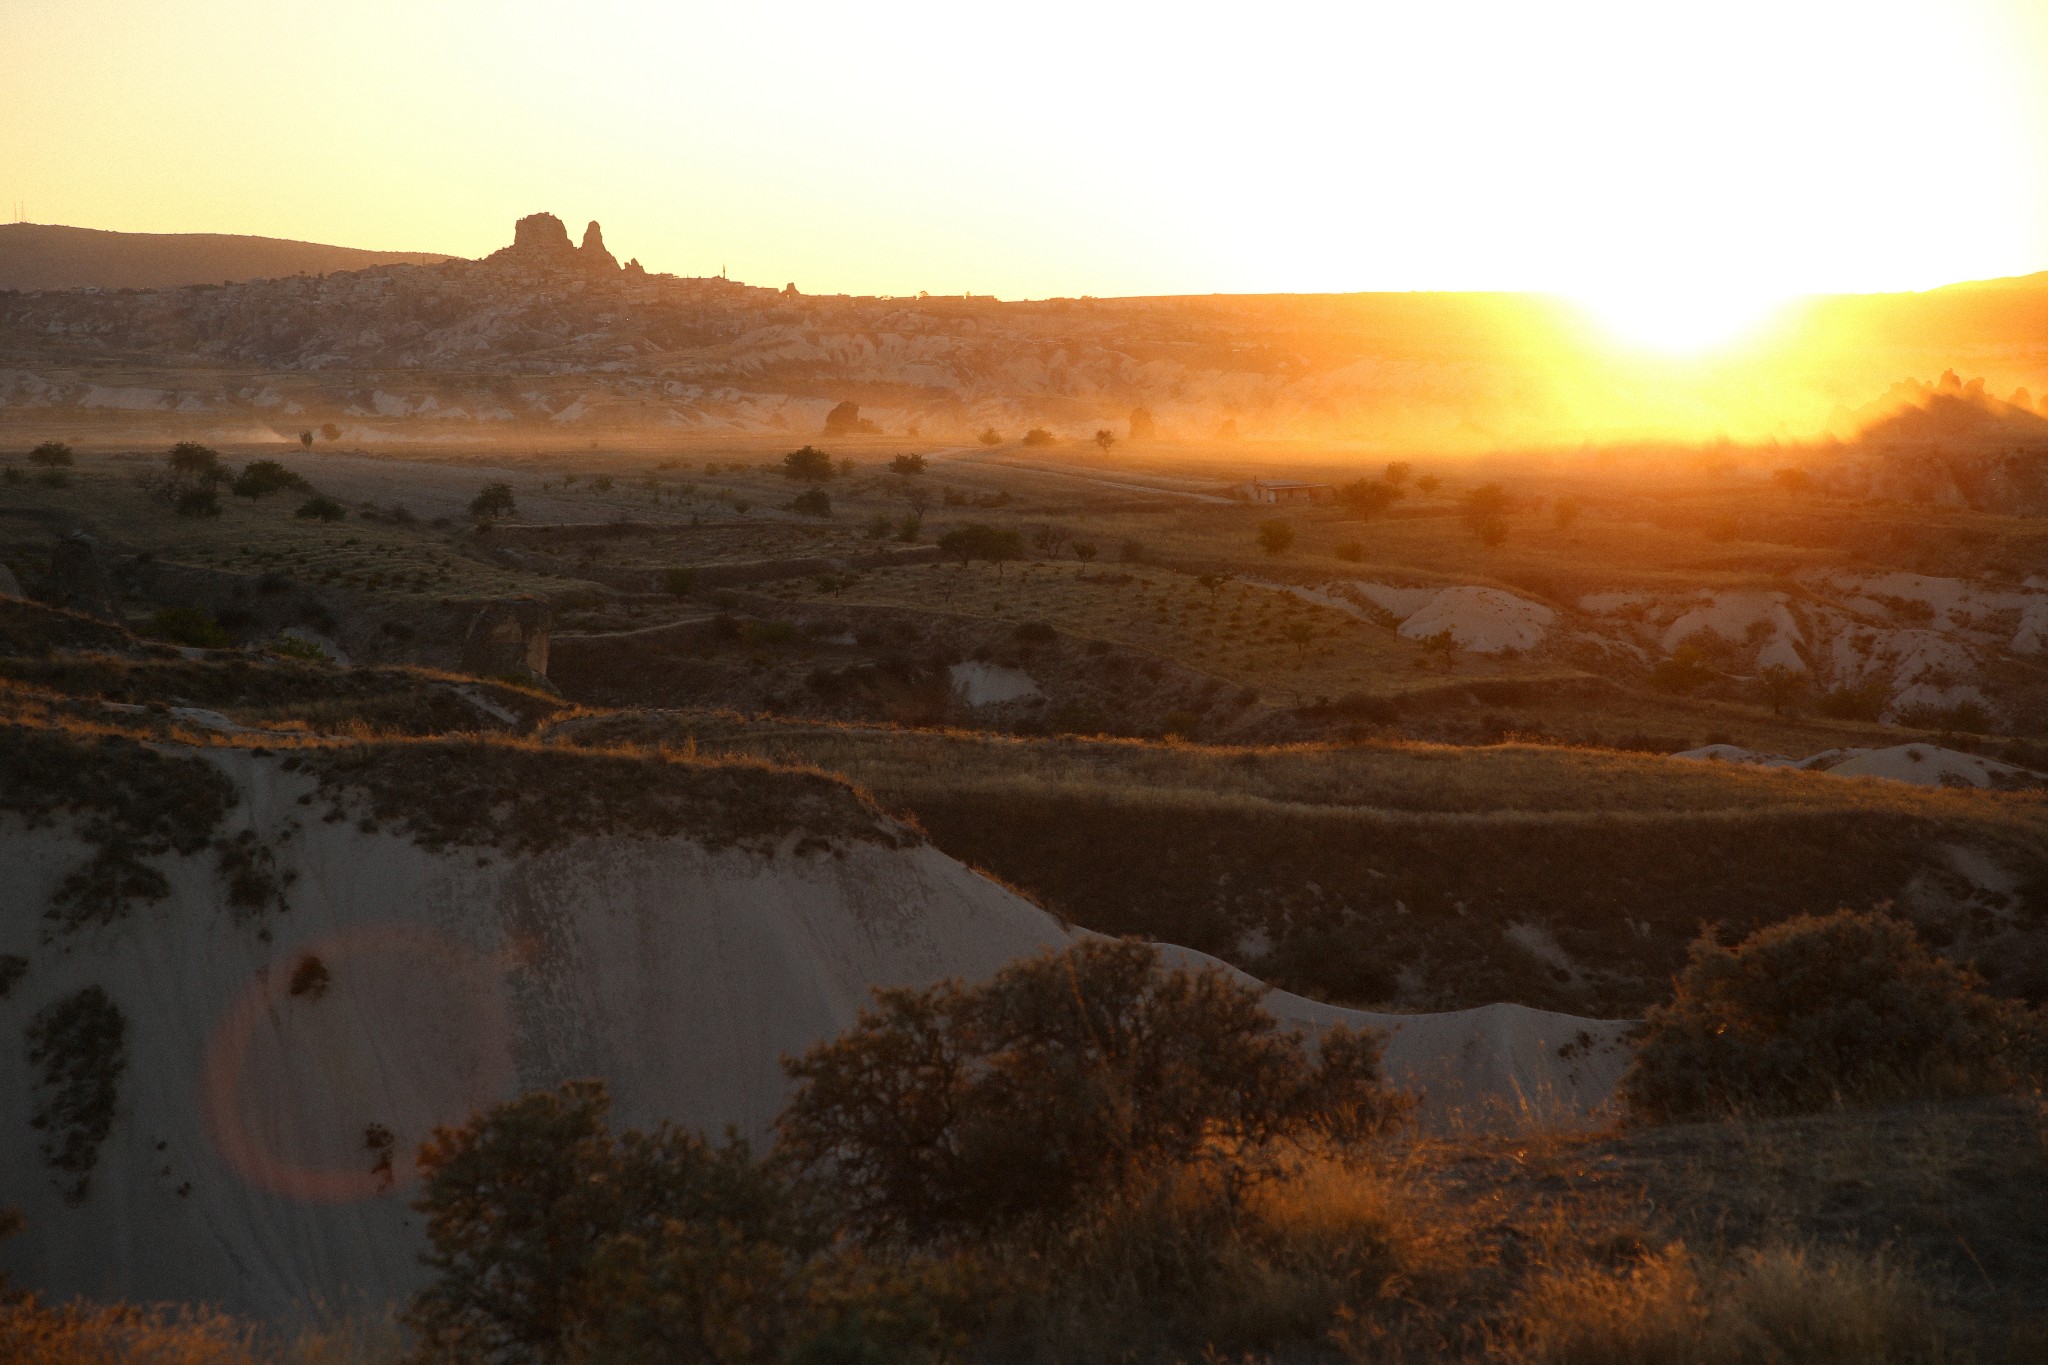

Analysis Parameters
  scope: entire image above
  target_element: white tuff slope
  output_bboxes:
[0,748,1630,1319]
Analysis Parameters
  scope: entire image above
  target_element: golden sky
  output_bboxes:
[5,0,2048,339]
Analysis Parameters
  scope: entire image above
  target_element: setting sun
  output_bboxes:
[1566,285,1797,356]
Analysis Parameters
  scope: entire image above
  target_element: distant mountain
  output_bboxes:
[0,223,451,292]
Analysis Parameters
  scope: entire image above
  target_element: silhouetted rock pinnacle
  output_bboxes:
[580,220,618,271]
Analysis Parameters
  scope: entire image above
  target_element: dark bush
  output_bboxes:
[28,441,74,468]
[1620,910,2041,1123]
[782,446,834,482]
[174,487,221,518]
[26,986,128,1205]
[406,1080,919,1365]
[1021,428,1055,447]
[790,488,832,518]
[777,939,1406,1242]
[167,442,222,481]
[296,494,346,523]
[888,452,926,476]
[230,459,311,498]
[150,606,230,649]
[469,482,516,522]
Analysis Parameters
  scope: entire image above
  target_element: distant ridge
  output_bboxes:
[0,222,451,292]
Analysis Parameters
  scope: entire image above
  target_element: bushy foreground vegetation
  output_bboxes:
[6,925,2046,1361]
[1623,909,2043,1123]
[403,941,1407,1364]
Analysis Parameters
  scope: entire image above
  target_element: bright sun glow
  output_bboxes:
[1566,285,1797,356]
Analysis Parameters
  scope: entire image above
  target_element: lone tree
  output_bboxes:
[977,428,1003,446]
[781,446,834,482]
[1021,428,1055,448]
[299,430,314,449]
[167,442,223,484]
[888,452,927,476]
[1094,429,1116,454]
[1286,618,1316,664]
[1256,519,1295,556]
[1129,407,1157,441]
[1460,483,1512,546]
[1336,478,1403,520]
[938,522,1024,575]
[469,482,517,523]
[319,422,341,442]
[28,441,74,468]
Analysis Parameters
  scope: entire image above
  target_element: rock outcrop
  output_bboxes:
[579,220,618,271]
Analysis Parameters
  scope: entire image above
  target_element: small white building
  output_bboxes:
[1236,479,1333,505]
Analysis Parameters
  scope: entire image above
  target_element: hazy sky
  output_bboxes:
[5,0,2047,311]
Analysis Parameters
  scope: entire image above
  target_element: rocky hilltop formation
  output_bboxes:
[3,213,2048,450]
[486,211,623,274]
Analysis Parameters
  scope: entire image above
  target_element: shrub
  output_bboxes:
[776,939,1406,1242]
[1336,479,1402,519]
[1504,1243,1955,1365]
[406,1080,811,1365]
[789,488,832,518]
[296,494,346,522]
[1256,519,1295,556]
[889,452,927,476]
[26,986,129,1205]
[1620,910,2040,1123]
[782,446,834,482]
[229,459,310,498]
[977,428,1002,446]
[469,482,516,523]
[151,606,231,648]
[28,441,74,468]
[0,1299,262,1365]
[175,487,222,518]
[937,523,1023,573]
[1021,428,1056,447]
[1461,483,1511,545]
[167,441,222,481]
